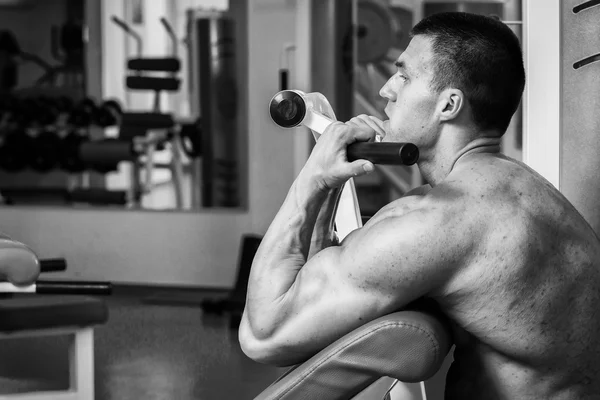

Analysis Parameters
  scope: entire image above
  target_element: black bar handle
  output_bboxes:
[347,142,419,166]
[35,280,113,295]
[39,258,67,273]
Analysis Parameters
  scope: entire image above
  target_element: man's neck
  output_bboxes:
[418,128,502,187]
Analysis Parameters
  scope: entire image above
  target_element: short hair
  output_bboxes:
[410,12,525,134]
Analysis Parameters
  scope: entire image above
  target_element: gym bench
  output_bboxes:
[0,295,108,400]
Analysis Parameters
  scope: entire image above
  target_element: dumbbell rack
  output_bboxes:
[111,16,186,209]
[0,86,135,207]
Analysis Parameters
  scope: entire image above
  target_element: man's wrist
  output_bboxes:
[295,167,331,199]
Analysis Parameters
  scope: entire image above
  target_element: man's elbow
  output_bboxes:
[238,319,300,367]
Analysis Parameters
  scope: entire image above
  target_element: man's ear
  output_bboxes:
[438,88,464,122]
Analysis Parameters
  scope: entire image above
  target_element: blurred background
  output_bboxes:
[0,0,522,213]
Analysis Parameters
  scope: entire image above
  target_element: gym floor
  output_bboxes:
[0,286,286,399]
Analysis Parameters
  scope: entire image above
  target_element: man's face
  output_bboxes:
[379,35,440,147]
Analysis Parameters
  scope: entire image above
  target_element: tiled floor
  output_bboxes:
[0,287,286,399]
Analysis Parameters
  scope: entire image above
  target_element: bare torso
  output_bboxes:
[393,154,600,399]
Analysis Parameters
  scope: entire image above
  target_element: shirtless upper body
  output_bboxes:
[412,154,600,399]
[239,12,600,400]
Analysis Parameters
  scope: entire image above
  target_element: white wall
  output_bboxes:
[0,0,299,288]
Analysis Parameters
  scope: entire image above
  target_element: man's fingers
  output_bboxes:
[347,114,387,140]
[367,116,387,141]
[348,160,375,177]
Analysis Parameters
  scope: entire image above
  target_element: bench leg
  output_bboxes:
[70,327,94,399]
[0,327,95,400]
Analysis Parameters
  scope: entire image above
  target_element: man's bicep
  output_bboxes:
[265,206,465,365]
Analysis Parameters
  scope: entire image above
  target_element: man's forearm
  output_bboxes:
[307,186,342,259]
[245,171,328,338]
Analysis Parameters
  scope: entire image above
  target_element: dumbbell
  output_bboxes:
[19,98,58,127]
[94,99,122,127]
[0,129,33,172]
[34,96,62,126]
[58,131,86,173]
[0,96,15,121]
[54,96,75,114]
[68,98,97,127]
[30,130,62,172]
[3,97,29,127]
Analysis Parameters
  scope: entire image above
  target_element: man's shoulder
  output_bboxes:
[367,183,473,242]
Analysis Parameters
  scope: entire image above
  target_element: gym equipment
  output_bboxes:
[79,138,135,172]
[68,98,97,127]
[0,187,129,207]
[0,295,107,399]
[30,130,62,172]
[128,57,180,72]
[0,30,19,92]
[200,234,262,328]
[112,16,182,107]
[111,16,186,209]
[32,20,85,87]
[0,280,111,295]
[254,92,451,399]
[357,0,401,64]
[94,99,122,127]
[269,90,419,166]
[59,130,86,172]
[187,9,240,208]
[0,129,33,172]
[269,89,419,237]
[179,118,203,158]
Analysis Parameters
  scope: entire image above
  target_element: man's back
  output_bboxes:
[423,154,600,399]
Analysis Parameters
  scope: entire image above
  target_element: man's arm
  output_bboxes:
[307,186,342,259]
[240,183,469,366]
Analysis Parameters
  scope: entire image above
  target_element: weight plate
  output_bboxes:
[357,0,399,64]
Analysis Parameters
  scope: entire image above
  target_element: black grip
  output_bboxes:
[39,258,67,273]
[347,142,419,166]
[35,280,113,295]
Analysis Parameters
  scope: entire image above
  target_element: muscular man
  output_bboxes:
[239,12,600,399]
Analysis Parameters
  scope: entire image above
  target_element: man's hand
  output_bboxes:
[302,115,388,191]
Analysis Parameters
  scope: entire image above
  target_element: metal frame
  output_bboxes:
[0,327,95,400]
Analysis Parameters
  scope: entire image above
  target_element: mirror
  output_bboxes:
[0,0,522,212]
[0,0,247,211]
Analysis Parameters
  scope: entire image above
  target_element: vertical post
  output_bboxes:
[85,0,103,101]
[522,0,561,188]
[293,1,312,178]
[70,328,95,398]
[310,0,355,122]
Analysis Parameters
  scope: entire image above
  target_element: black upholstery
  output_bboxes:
[254,300,453,400]
[0,295,108,332]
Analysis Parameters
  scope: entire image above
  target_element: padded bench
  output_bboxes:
[254,300,453,400]
[0,295,108,400]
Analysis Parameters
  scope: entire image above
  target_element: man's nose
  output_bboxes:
[379,79,396,102]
